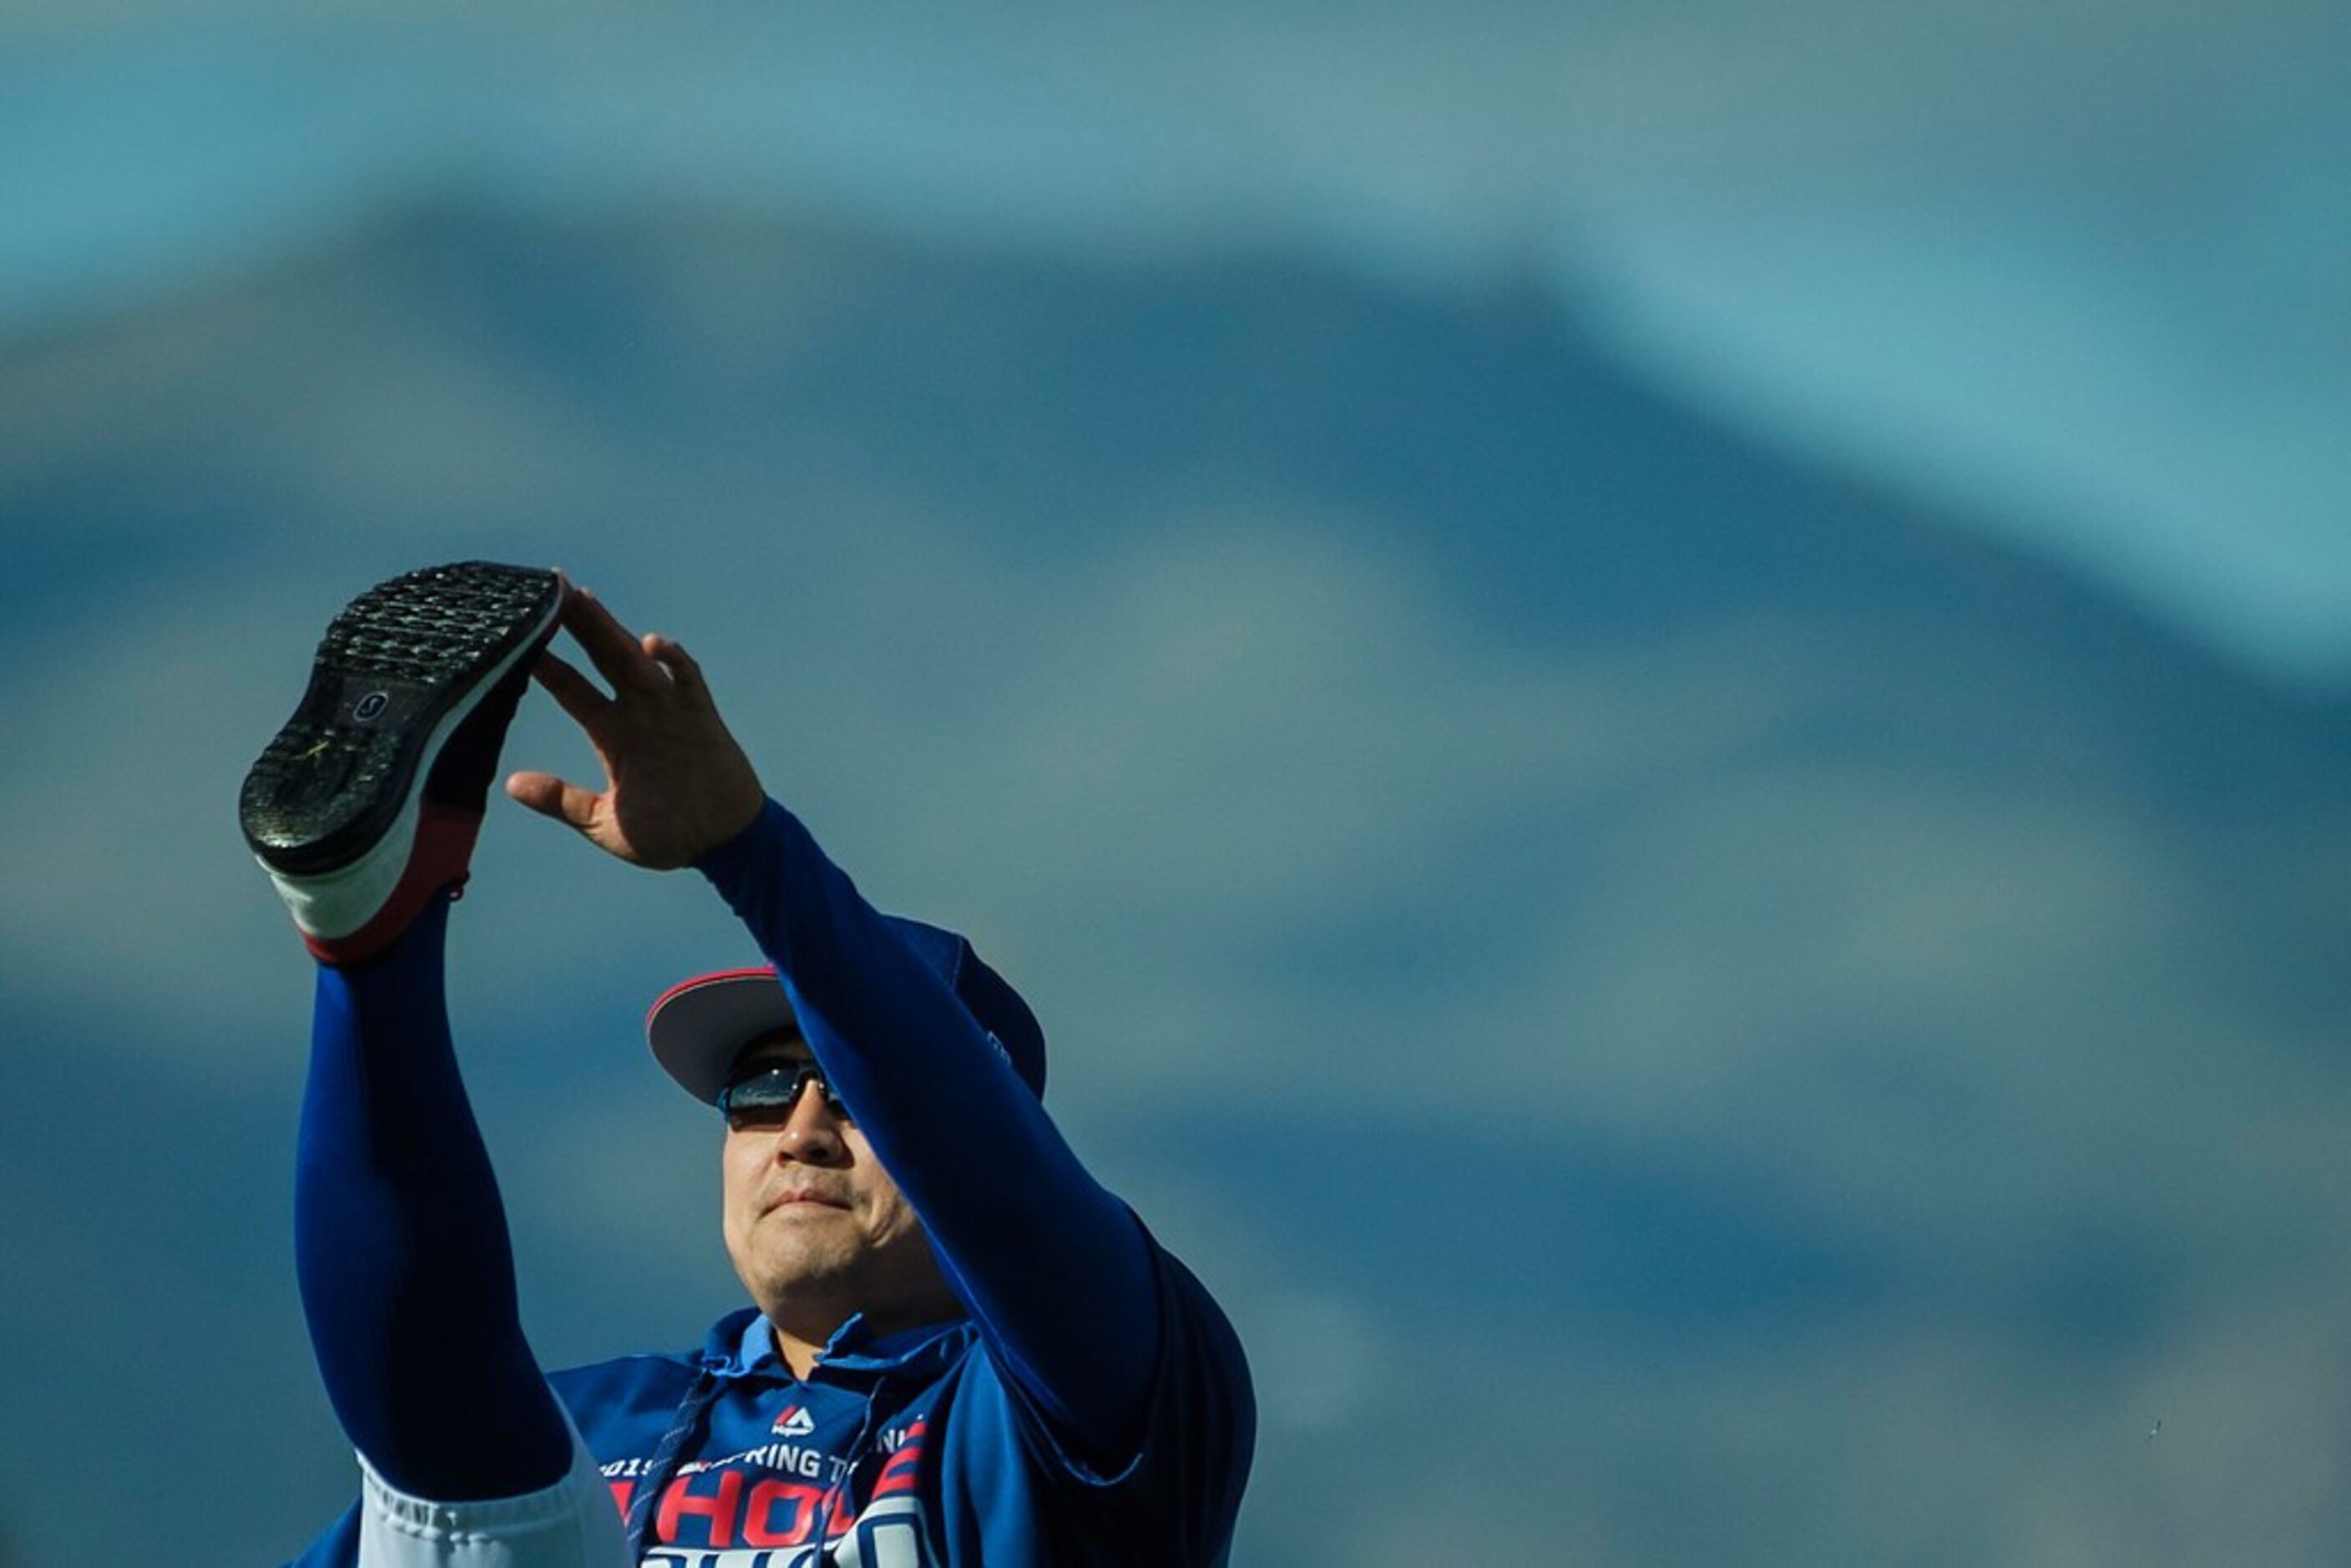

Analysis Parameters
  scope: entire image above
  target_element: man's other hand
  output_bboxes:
[504,584,766,869]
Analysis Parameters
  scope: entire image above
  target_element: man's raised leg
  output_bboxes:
[296,893,573,1498]
[245,563,629,1564]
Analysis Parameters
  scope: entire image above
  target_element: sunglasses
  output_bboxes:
[717,1060,847,1129]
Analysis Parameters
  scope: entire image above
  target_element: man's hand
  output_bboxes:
[504,585,766,869]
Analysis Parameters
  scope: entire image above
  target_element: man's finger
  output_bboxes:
[646,635,715,710]
[564,589,663,691]
[504,770,603,833]
[531,650,611,726]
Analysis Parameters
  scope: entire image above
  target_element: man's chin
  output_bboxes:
[745,1246,857,1302]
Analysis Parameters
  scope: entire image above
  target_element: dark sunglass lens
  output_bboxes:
[719,1064,829,1123]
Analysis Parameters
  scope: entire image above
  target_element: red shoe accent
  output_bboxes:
[302,802,486,965]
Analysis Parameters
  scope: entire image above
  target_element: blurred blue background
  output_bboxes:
[3,4,2348,1564]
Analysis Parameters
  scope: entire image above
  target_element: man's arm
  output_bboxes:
[507,589,1162,1466]
[700,795,1162,1466]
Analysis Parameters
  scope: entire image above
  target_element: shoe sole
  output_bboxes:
[240,562,564,878]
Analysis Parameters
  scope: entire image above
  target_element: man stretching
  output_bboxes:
[241,562,1254,1567]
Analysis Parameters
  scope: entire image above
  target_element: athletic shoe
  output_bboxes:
[240,561,565,964]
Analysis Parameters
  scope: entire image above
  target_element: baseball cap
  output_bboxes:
[645,915,1047,1105]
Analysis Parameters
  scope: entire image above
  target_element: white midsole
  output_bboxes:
[260,590,561,940]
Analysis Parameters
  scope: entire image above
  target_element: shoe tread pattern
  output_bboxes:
[240,563,559,873]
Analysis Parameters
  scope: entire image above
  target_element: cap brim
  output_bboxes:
[644,967,798,1105]
[646,917,1048,1105]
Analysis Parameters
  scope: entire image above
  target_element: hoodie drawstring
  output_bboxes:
[622,1361,726,1562]
[810,1382,886,1567]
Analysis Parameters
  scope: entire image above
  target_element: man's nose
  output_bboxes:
[773,1080,847,1164]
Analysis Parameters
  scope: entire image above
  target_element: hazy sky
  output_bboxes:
[3,0,2346,679]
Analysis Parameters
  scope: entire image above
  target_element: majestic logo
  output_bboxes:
[772,1404,816,1438]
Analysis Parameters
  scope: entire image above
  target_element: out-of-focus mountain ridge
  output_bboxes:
[7,193,2351,1565]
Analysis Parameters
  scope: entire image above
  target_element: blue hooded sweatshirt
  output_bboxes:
[290,799,1254,1566]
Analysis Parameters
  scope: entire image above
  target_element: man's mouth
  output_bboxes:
[765,1186,849,1213]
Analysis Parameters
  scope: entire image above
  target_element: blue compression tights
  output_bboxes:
[296,894,574,1500]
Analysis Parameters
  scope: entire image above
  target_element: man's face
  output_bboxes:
[719,1034,956,1339]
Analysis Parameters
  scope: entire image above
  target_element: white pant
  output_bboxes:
[356,1424,631,1568]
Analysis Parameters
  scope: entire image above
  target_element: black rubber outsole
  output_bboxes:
[239,562,562,876]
